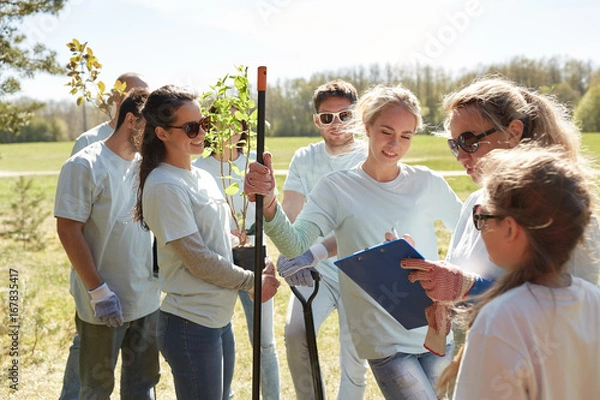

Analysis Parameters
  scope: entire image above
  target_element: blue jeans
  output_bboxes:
[58,333,80,400]
[158,311,235,400]
[285,276,368,400]
[75,311,160,400]
[238,290,281,400]
[368,344,454,400]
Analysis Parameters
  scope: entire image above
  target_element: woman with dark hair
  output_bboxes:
[134,85,280,400]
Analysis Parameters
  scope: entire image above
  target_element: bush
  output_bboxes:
[1,177,50,250]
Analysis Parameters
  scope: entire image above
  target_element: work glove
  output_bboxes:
[423,302,452,357]
[400,259,476,302]
[276,244,328,277]
[89,282,124,328]
[276,244,328,286]
[244,153,276,203]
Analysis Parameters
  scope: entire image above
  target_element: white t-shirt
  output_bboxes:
[54,142,160,324]
[193,152,255,233]
[142,163,239,328]
[300,163,462,359]
[453,277,600,400]
[284,141,366,282]
[71,121,113,156]
[448,189,600,284]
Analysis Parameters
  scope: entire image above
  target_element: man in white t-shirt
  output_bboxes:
[70,72,149,156]
[59,72,150,400]
[55,89,160,399]
[277,80,368,399]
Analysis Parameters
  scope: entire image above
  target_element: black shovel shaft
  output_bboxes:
[252,66,267,400]
[290,271,325,400]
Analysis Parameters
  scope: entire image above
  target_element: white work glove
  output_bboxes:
[89,283,124,328]
[276,243,328,278]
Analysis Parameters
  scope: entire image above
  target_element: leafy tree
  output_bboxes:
[0,0,67,135]
[65,39,126,120]
[574,83,600,133]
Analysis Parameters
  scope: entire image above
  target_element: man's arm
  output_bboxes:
[281,190,305,223]
[56,217,103,290]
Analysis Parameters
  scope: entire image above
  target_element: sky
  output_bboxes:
[14,0,600,102]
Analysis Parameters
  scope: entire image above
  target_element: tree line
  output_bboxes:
[2,55,600,144]
[265,56,600,137]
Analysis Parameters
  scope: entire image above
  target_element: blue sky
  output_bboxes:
[15,0,600,101]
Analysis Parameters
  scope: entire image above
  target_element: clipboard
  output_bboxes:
[334,239,432,330]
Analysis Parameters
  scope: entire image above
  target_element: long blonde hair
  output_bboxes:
[437,145,594,395]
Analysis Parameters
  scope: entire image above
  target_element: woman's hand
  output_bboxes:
[245,152,276,202]
[247,258,281,303]
[261,258,280,302]
[400,259,476,302]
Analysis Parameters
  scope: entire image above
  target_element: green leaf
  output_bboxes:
[225,183,240,196]
[76,96,84,106]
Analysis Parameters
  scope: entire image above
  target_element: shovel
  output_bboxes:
[290,270,325,400]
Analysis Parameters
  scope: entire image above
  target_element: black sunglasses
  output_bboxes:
[472,204,502,231]
[448,127,497,157]
[165,116,211,139]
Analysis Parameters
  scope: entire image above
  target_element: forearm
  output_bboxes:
[281,190,305,223]
[56,218,103,290]
[320,236,337,258]
[169,232,254,291]
[264,204,321,258]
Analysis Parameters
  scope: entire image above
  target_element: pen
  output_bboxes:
[391,227,399,239]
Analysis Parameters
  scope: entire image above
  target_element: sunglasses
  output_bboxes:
[165,116,211,139]
[447,127,497,157]
[315,109,353,125]
[472,204,502,231]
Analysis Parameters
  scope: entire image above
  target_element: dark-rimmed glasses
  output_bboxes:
[472,204,502,231]
[166,116,211,138]
[448,127,497,157]
[315,109,353,125]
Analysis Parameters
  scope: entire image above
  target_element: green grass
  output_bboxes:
[1,133,599,399]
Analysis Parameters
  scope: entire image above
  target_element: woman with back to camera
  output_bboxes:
[440,145,600,399]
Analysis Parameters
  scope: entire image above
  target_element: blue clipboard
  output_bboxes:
[334,239,432,330]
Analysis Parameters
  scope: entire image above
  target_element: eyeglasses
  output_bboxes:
[472,204,502,231]
[315,109,353,125]
[165,116,211,139]
[447,127,497,157]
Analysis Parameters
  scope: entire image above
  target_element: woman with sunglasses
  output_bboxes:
[401,77,600,350]
[134,85,280,400]
[245,84,463,400]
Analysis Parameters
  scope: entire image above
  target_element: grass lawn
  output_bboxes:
[0,133,598,399]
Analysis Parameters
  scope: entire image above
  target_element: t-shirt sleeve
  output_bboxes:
[54,159,94,222]
[71,136,90,156]
[143,182,199,245]
[283,153,305,194]
[428,171,462,231]
[300,177,338,238]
